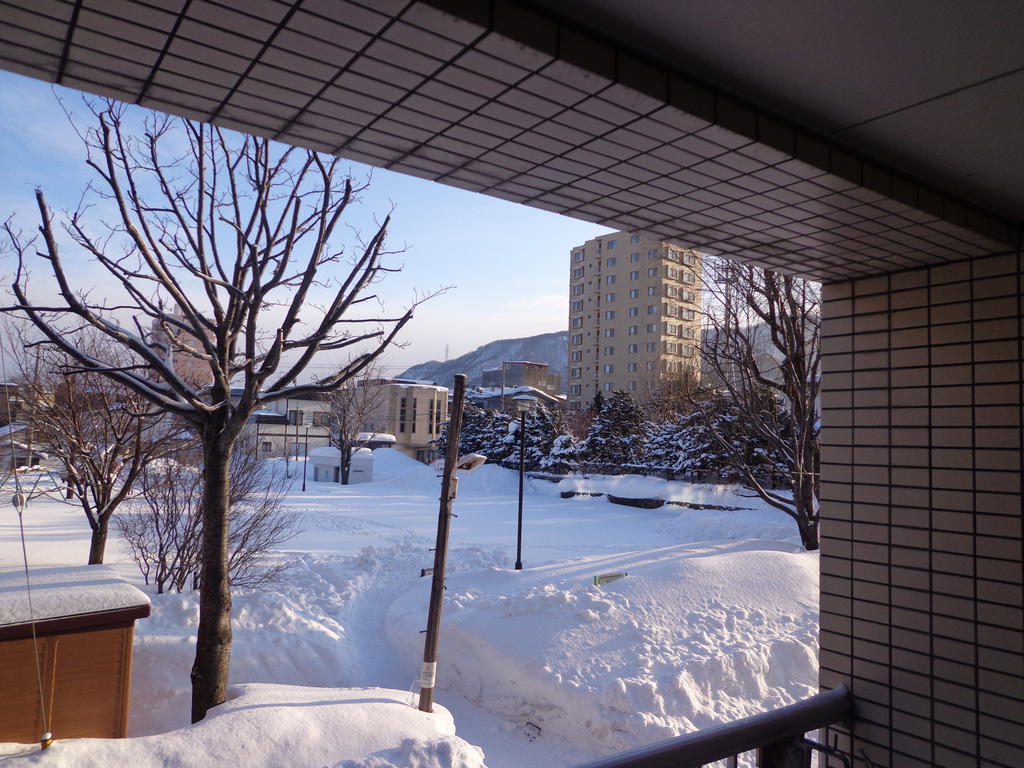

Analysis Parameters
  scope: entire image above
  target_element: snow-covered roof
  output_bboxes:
[0,565,150,626]
[358,432,395,442]
[309,446,341,460]
[0,422,27,438]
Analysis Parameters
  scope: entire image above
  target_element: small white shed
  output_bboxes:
[309,446,374,484]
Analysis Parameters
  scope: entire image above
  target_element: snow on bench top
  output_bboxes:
[0,564,150,626]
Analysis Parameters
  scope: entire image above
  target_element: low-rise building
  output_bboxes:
[479,361,561,397]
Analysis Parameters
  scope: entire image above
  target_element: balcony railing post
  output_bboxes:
[757,737,809,768]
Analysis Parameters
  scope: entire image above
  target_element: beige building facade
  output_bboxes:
[567,231,701,410]
[359,380,448,463]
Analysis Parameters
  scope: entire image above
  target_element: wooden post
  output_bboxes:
[418,374,467,713]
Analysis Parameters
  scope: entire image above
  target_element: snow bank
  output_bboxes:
[2,684,484,768]
[368,449,438,490]
[559,475,759,507]
[387,544,818,757]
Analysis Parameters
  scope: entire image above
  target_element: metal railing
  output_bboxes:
[572,685,853,768]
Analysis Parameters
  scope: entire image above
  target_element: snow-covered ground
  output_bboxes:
[0,449,819,767]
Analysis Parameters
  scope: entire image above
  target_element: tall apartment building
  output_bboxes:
[567,231,701,410]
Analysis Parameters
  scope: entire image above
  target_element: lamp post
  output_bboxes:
[512,394,536,570]
[302,426,309,491]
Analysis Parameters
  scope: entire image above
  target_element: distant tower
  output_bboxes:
[444,344,449,362]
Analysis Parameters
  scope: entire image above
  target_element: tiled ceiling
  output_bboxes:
[0,0,1017,282]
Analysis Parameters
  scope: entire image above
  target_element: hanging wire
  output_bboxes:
[1,342,52,749]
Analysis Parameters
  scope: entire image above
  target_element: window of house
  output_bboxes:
[627,362,637,372]
[646,361,656,370]
[606,239,617,249]
[411,398,417,433]
[398,398,407,433]
[287,409,303,425]
[629,270,639,281]
[572,317,583,328]
[630,252,640,262]
[605,310,615,320]
[604,328,615,337]
[603,364,613,373]
[313,412,330,426]
[570,384,581,395]
[647,304,658,314]
[628,381,637,391]
[629,288,639,298]
[682,309,695,320]
[571,367,581,378]
[628,326,638,335]
[603,345,614,356]
[573,267,584,278]
[572,300,583,311]
[666,342,679,355]
[574,251,584,261]
[683,271,696,284]
[571,333,582,345]
[683,290,696,302]
[606,275,616,284]
[665,304,678,317]
[667,249,680,262]
[630,234,640,244]
[666,323,677,335]
[667,361,679,373]
[627,344,638,353]
[628,307,639,317]
[648,249,657,258]
[605,292,615,302]
[572,284,584,295]
[683,252,695,266]
[682,345,694,357]
[606,257,616,267]
[648,286,657,296]
[667,267,679,280]
[603,382,614,391]
[646,323,658,333]
[646,342,656,352]
[680,326,695,339]
[571,350,582,362]
[648,267,658,277]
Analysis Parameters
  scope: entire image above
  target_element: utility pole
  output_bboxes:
[418,374,467,713]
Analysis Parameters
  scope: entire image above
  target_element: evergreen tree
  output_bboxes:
[542,434,579,475]
[580,390,646,465]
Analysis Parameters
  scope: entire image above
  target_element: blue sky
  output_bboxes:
[0,70,611,377]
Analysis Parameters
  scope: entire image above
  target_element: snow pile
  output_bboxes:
[387,544,818,757]
[559,474,755,507]
[367,449,438,490]
[3,684,484,768]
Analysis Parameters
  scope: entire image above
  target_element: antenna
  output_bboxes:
[444,344,449,362]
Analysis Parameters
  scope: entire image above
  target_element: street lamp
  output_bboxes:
[302,426,309,492]
[512,394,536,570]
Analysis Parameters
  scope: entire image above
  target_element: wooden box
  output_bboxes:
[0,566,150,744]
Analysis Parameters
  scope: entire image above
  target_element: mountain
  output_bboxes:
[397,331,568,389]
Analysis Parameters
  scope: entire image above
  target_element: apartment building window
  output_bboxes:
[665,304,678,317]
[603,364,614,373]
[682,309,696,320]
[606,239,617,249]
[646,342,656,352]
[647,267,658,277]
[399,397,407,433]
[627,362,637,372]
[646,361,656,370]
[571,333,582,345]
[646,323,658,333]
[683,271,696,284]
[287,409,303,425]
[647,304,658,314]
[605,310,615,320]
[627,344,638,353]
[604,382,614,391]
[629,270,639,281]
[435,400,443,433]
[605,292,615,302]
[572,284,583,295]
[665,323,677,335]
[628,326,638,335]
[313,412,331,427]
[667,267,679,280]
[666,361,679,373]
[683,290,696,302]
[571,317,583,328]
[629,288,639,299]
[570,367,581,379]
[682,252,695,266]
[569,384,581,395]
[572,300,583,311]
[666,285,678,298]
[606,257,616,267]
[410,398,417,433]
[630,252,640,262]
[648,286,657,296]
[604,328,615,337]
[667,249,680,262]
[573,267,584,278]
[630,234,640,244]
[574,251,584,261]
[648,249,657,258]
[682,345,694,357]
[680,326,695,339]
[628,307,639,317]
[571,350,582,362]
[628,381,637,391]
[605,275,616,284]
[603,346,614,356]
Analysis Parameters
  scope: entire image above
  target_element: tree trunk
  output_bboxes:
[340,438,351,485]
[87,518,107,564]
[190,437,234,723]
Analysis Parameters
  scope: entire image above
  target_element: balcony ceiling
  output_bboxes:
[0,0,1020,282]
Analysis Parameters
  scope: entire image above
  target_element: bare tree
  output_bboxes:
[2,101,429,721]
[5,326,187,563]
[117,434,300,593]
[326,363,389,484]
[698,259,821,550]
